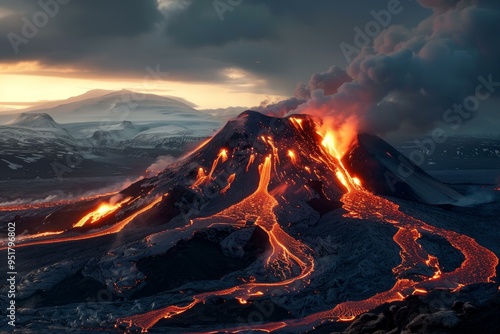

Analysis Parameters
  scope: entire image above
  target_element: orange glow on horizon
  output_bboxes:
[0,62,286,110]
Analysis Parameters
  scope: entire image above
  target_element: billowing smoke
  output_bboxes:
[146,155,177,176]
[258,0,500,146]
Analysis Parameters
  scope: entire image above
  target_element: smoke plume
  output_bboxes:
[146,155,177,176]
[258,0,500,145]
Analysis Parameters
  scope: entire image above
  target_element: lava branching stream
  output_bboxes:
[2,114,498,333]
[117,140,497,332]
[117,156,315,331]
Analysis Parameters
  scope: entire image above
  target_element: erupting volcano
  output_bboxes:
[1,111,499,333]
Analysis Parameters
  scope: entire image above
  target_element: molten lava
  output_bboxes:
[73,198,131,228]
[1,196,163,250]
[0,191,120,212]
[320,130,362,192]
[116,118,498,333]
[118,155,315,331]
[6,113,498,333]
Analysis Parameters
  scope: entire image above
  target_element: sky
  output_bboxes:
[0,0,430,110]
[0,0,499,136]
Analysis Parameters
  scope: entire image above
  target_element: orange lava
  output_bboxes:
[73,197,131,228]
[216,188,498,333]
[118,156,315,331]
[5,117,497,334]
[289,117,304,131]
[115,128,499,333]
[287,150,297,164]
[320,130,362,192]
[0,197,163,250]
[192,149,228,189]
[246,153,256,172]
[221,173,236,193]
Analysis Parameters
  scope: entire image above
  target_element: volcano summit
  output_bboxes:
[0,111,498,333]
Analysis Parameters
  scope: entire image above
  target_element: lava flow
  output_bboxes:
[0,191,120,212]
[73,197,132,227]
[0,196,163,250]
[117,155,315,331]
[118,121,497,333]
[5,112,498,334]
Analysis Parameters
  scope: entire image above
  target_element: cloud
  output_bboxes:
[0,0,431,98]
[259,0,500,139]
[163,1,277,48]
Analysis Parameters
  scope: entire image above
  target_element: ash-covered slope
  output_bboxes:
[344,133,465,205]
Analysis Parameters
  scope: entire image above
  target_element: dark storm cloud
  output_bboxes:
[0,0,429,96]
[0,0,162,60]
[259,0,500,135]
[53,0,163,38]
[163,1,276,47]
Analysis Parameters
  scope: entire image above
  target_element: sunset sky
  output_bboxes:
[0,0,429,110]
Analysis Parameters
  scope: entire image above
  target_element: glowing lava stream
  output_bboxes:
[341,190,498,291]
[118,156,315,331]
[195,136,498,333]
[73,197,132,228]
[0,197,163,250]
[192,149,228,188]
[118,135,498,333]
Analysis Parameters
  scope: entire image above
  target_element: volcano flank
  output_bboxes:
[0,111,498,333]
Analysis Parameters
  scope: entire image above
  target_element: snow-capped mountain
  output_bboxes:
[23,89,211,123]
[7,112,65,130]
[0,113,77,145]
[87,120,140,146]
[20,89,115,113]
[0,90,223,149]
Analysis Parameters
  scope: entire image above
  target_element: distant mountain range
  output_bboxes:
[0,90,227,147]
[1,89,247,123]
[14,89,205,123]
